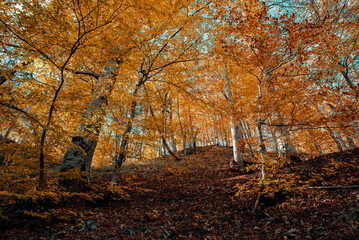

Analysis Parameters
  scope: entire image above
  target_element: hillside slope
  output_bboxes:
[2,146,359,239]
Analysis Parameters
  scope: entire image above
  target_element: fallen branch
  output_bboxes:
[300,185,359,190]
[221,174,255,182]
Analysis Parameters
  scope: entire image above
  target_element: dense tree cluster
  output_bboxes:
[0,0,358,193]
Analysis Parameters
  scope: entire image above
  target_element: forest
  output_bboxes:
[0,0,358,239]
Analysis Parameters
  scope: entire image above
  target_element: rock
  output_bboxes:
[286,228,298,239]
[287,228,297,234]
[79,220,98,232]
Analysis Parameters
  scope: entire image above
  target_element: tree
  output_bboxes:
[223,61,245,170]
[1,0,133,189]
[110,0,214,180]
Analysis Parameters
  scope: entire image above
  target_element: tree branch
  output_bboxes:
[301,185,359,190]
[74,71,100,79]
[0,102,43,128]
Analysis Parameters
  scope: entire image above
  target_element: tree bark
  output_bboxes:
[60,60,120,191]
[339,123,356,149]
[0,126,12,166]
[223,128,229,147]
[341,70,359,98]
[176,98,187,155]
[326,123,345,151]
[59,97,108,191]
[230,125,245,169]
[350,122,359,141]
[224,61,245,170]
[171,137,177,153]
[257,75,267,181]
[39,69,66,190]
[241,121,255,157]
[270,128,280,157]
[318,103,348,151]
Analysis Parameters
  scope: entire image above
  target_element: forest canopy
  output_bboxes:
[0,0,358,198]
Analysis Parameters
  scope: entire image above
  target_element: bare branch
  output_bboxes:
[0,102,43,128]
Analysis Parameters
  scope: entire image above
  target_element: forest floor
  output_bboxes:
[2,146,359,239]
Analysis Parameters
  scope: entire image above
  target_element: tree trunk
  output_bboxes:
[339,123,356,149]
[192,135,196,149]
[0,126,12,166]
[162,135,179,160]
[230,125,245,170]
[2,126,12,141]
[329,122,348,150]
[39,69,66,190]
[318,103,348,152]
[213,126,219,146]
[223,128,229,147]
[270,128,280,157]
[326,124,345,151]
[111,73,148,184]
[147,97,180,161]
[171,137,177,153]
[257,77,267,181]
[276,113,296,156]
[59,95,108,191]
[257,118,267,179]
[60,60,120,191]
[224,61,245,170]
[309,129,324,154]
[176,98,186,155]
[241,121,255,157]
[350,122,359,140]
[341,70,359,98]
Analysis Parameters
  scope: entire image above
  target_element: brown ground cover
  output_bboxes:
[2,146,359,239]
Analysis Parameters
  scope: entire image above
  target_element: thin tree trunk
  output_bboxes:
[112,115,133,169]
[326,124,344,151]
[270,128,280,157]
[192,133,197,149]
[318,103,347,152]
[213,126,219,146]
[154,119,178,159]
[257,77,267,181]
[223,128,229,147]
[309,129,324,154]
[276,114,296,155]
[139,142,145,160]
[172,137,177,152]
[146,88,179,161]
[241,121,255,157]
[2,126,12,141]
[224,61,245,170]
[339,123,356,149]
[206,129,211,147]
[161,135,179,160]
[111,74,149,184]
[329,122,348,150]
[39,69,65,190]
[176,98,186,155]
[0,126,12,165]
[341,70,359,98]
[350,122,359,141]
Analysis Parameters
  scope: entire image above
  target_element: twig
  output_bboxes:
[252,194,261,212]
[300,185,359,190]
